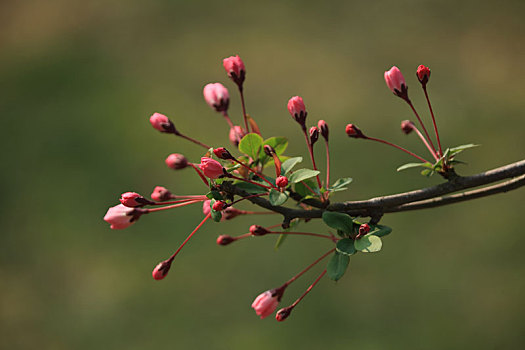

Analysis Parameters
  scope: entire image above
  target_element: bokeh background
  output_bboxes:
[1,0,524,349]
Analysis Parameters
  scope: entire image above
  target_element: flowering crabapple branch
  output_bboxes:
[103,56,525,323]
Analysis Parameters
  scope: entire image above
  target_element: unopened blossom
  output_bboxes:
[149,112,177,134]
[318,120,329,141]
[275,307,292,322]
[223,55,246,87]
[151,186,172,202]
[202,200,212,216]
[120,192,152,207]
[345,124,365,139]
[287,96,307,126]
[203,83,230,113]
[165,153,188,170]
[229,126,246,147]
[309,126,319,145]
[213,147,234,160]
[416,65,431,86]
[249,225,270,236]
[251,290,280,319]
[199,157,224,179]
[152,260,172,280]
[276,175,288,189]
[212,201,226,211]
[216,235,235,246]
[401,120,415,135]
[384,66,408,99]
[103,204,140,230]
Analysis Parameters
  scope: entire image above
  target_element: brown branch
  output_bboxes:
[220,160,525,222]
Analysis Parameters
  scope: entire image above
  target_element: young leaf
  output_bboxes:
[328,177,353,192]
[336,238,357,256]
[369,224,392,237]
[449,143,479,156]
[354,234,382,253]
[288,169,320,183]
[327,252,350,281]
[269,189,289,206]
[281,157,303,175]
[397,162,432,172]
[211,209,222,222]
[238,133,264,160]
[206,190,224,200]
[322,211,354,234]
[274,219,300,250]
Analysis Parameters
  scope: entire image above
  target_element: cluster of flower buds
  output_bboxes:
[105,56,452,322]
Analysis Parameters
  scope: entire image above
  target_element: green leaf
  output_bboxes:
[369,224,392,237]
[328,177,353,192]
[327,252,350,281]
[336,238,357,256]
[294,178,319,198]
[269,189,289,206]
[274,219,300,250]
[322,211,354,234]
[238,133,264,160]
[421,169,433,177]
[211,210,222,222]
[397,162,433,172]
[354,234,382,253]
[288,169,320,183]
[281,157,303,175]
[206,190,223,200]
[449,143,479,156]
[233,181,269,194]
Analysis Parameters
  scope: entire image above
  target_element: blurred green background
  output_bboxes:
[1,0,524,349]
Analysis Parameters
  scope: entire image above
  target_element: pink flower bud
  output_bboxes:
[213,147,234,160]
[229,125,246,147]
[165,153,188,170]
[223,55,246,87]
[120,192,152,207]
[275,307,292,322]
[149,112,178,134]
[152,260,172,280]
[203,83,230,113]
[318,120,329,141]
[416,65,431,86]
[251,290,280,319]
[287,96,307,126]
[202,200,212,216]
[151,186,172,202]
[212,201,225,211]
[199,157,224,179]
[384,66,408,100]
[401,120,415,135]
[103,204,141,230]
[345,124,365,139]
[276,175,288,189]
[216,235,235,246]
[249,224,270,236]
[309,126,319,145]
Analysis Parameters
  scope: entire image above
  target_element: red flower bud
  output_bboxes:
[103,204,142,230]
[287,96,307,127]
[152,260,172,280]
[318,120,329,141]
[212,201,226,211]
[401,120,415,135]
[213,147,234,160]
[358,223,370,238]
[120,192,153,207]
[276,175,288,189]
[309,126,319,145]
[151,186,172,202]
[249,224,270,236]
[229,125,246,147]
[199,157,224,179]
[149,112,178,134]
[251,290,280,319]
[216,235,235,246]
[275,307,292,322]
[345,124,365,139]
[416,65,431,86]
[384,66,408,100]
[223,55,246,87]
[165,153,188,170]
[222,207,243,221]
[203,83,230,113]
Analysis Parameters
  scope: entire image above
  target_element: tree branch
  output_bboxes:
[220,160,525,222]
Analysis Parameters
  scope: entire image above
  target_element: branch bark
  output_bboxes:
[220,159,525,223]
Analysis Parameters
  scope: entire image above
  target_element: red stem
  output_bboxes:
[268,231,334,240]
[285,248,335,286]
[366,136,430,163]
[228,174,272,190]
[324,139,330,194]
[167,213,212,262]
[145,200,204,213]
[189,163,210,186]
[222,111,235,128]
[151,198,207,205]
[289,269,327,309]
[423,86,443,156]
[412,126,439,161]
[405,100,437,155]
[239,87,250,133]
[234,159,277,189]
[229,193,269,206]
[179,134,211,149]
[302,128,323,191]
